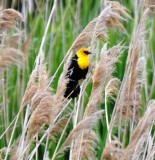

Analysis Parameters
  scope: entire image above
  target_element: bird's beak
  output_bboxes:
[86,51,92,55]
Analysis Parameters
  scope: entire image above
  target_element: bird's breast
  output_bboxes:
[77,57,89,70]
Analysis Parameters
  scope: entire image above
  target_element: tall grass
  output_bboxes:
[0,0,155,159]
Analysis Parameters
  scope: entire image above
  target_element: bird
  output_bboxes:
[64,48,92,99]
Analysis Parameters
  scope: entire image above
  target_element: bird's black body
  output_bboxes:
[64,55,88,99]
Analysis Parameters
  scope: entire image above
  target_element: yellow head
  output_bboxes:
[76,48,92,58]
[76,48,92,69]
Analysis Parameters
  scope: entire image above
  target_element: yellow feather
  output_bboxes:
[76,48,89,69]
[77,56,89,69]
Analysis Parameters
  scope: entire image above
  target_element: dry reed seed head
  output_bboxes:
[72,130,98,160]
[136,57,146,85]
[104,46,122,79]
[129,8,150,56]
[28,95,61,137]
[0,21,14,30]
[56,52,73,101]
[145,0,155,12]
[145,136,155,160]
[0,47,24,71]
[38,53,48,90]
[117,1,148,121]
[93,45,121,87]
[123,135,152,159]
[61,111,104,152]
[128,134,150,160]
[130,100,155,142]
[3,33,21,49]
[55,72,69,101]
[128,45,141,91]
[105,78,121,101]
[70,18,105,51]
[84,52,106,117]
[10,136,22,160]
[50,117,69,141]
[128,46,140,93]
[70,1,129,52]
[0,9,22,21]
[30,53,52,110]
[102,140,124,160]
[92,53,106,88]
[119,57,145,121]
[126,8,147,67]
[0,9,22,30]
[21,70,38,107]
[104,1,130,27]
[107,1,130,18]
[123,100,155,158]
[84,46,121,118]
[31,90,52,110]
[145,0,155,5]
[118,88,141,122]
[28,96,53,136]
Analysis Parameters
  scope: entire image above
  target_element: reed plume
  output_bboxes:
[0,8,22,30]
[50,117,69,140]
[116,5,149,123]
[28,52,66,137]
[84,45,121,117]
[28,54,52,136]
[72,130,98,160]
[123,100,155,160]
[105,78,121,102]
[69,1,129,52]
[59,111,103,154]
[0,47,23,71]
[0,8,23,71]
[28,95,55,136]
[117,57,145,121]
[101,139,124,160]
[21,70,38,107]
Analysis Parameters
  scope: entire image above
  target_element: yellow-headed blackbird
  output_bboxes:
[64,48,92,99]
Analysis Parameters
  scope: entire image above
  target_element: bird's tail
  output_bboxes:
[64,80,80,99]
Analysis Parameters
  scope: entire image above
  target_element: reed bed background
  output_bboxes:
[0,0,155,159]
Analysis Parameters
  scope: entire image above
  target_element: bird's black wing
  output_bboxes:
[66,55,79,81]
